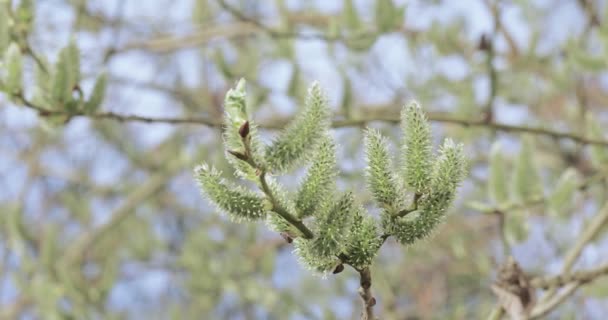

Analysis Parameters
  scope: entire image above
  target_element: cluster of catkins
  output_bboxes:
[195,79,466,274]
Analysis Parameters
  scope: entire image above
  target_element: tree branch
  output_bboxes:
[16,99,608,148]
[530,282,582,319]
[358,267,376,320]
[259,171,314,239]
[531,262,608,289]
[538,201,608,307]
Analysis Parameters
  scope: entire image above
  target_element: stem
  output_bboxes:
[237,128,315,240]
[358,267,376,320]
[259,171,314,239]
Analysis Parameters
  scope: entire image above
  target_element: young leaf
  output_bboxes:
[512,136,543,202]
[83,71,107,114]
[342,0,362,31]
[400,101,433,193]
[65,39,81,87]
[295,135,337,218]
[51,47,71,104]
[194,164,266,222]
[4,43,23,94]
[548,168,579,219]
[265,82,331,173]
[222,79,265,180]
[488,141,509,206]
[364,128,401,209]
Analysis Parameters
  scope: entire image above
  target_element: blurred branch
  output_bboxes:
[61,155,188,266]
[122,22,258,52]
[561,201,608,275]
[531,262,608,289]
[530,282,581,319]
[123,1,415,53]
[536,201,608,312]
[17,97,608,147]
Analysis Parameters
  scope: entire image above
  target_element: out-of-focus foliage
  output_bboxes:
[2,0,608,319]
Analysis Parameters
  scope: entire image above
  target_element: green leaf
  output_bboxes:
[400,101,433,193]
[65,39,81,86]
[295,135,337,218]
[287,64,300,97]
[340,75,352,118]
[265,82,331,173]
[15,0,34,32]
[51,47,71,105]
[364,128,402,209]
[192,0,212,24]
[194,163,266,222]
[0,5,10,54]
[488,141,510,206]
[50,40,81,108]
[548,168,579,219]
[342,0,361,31]
[586,112,608,169]
[344,208,381,269]
[83,71,107,114]
[512,136,543,202]
[4,43,23,94]
[375,0,399,32]
[31,55,52,105]
[309,192,354,258]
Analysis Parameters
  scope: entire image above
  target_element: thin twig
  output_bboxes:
[215,0,373,42]
[531,262,608,289]
[17,99,608,147]
[539,202,608,306]
[259,171,314,239]
[530,282,582,319]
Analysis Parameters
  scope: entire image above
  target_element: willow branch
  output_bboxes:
[540,201,608,305]
[530,282,582,319]
[259,171,314,239]
[358,267,376,320]
[531,262,608,289]
[17,99,608,148]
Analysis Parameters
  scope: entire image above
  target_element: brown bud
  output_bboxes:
[239,121,250,138]
[369,297,376,307]
[478,34,491,52]
[280,232,293,243]
[333,264,345,274]
[227,150,248,161]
